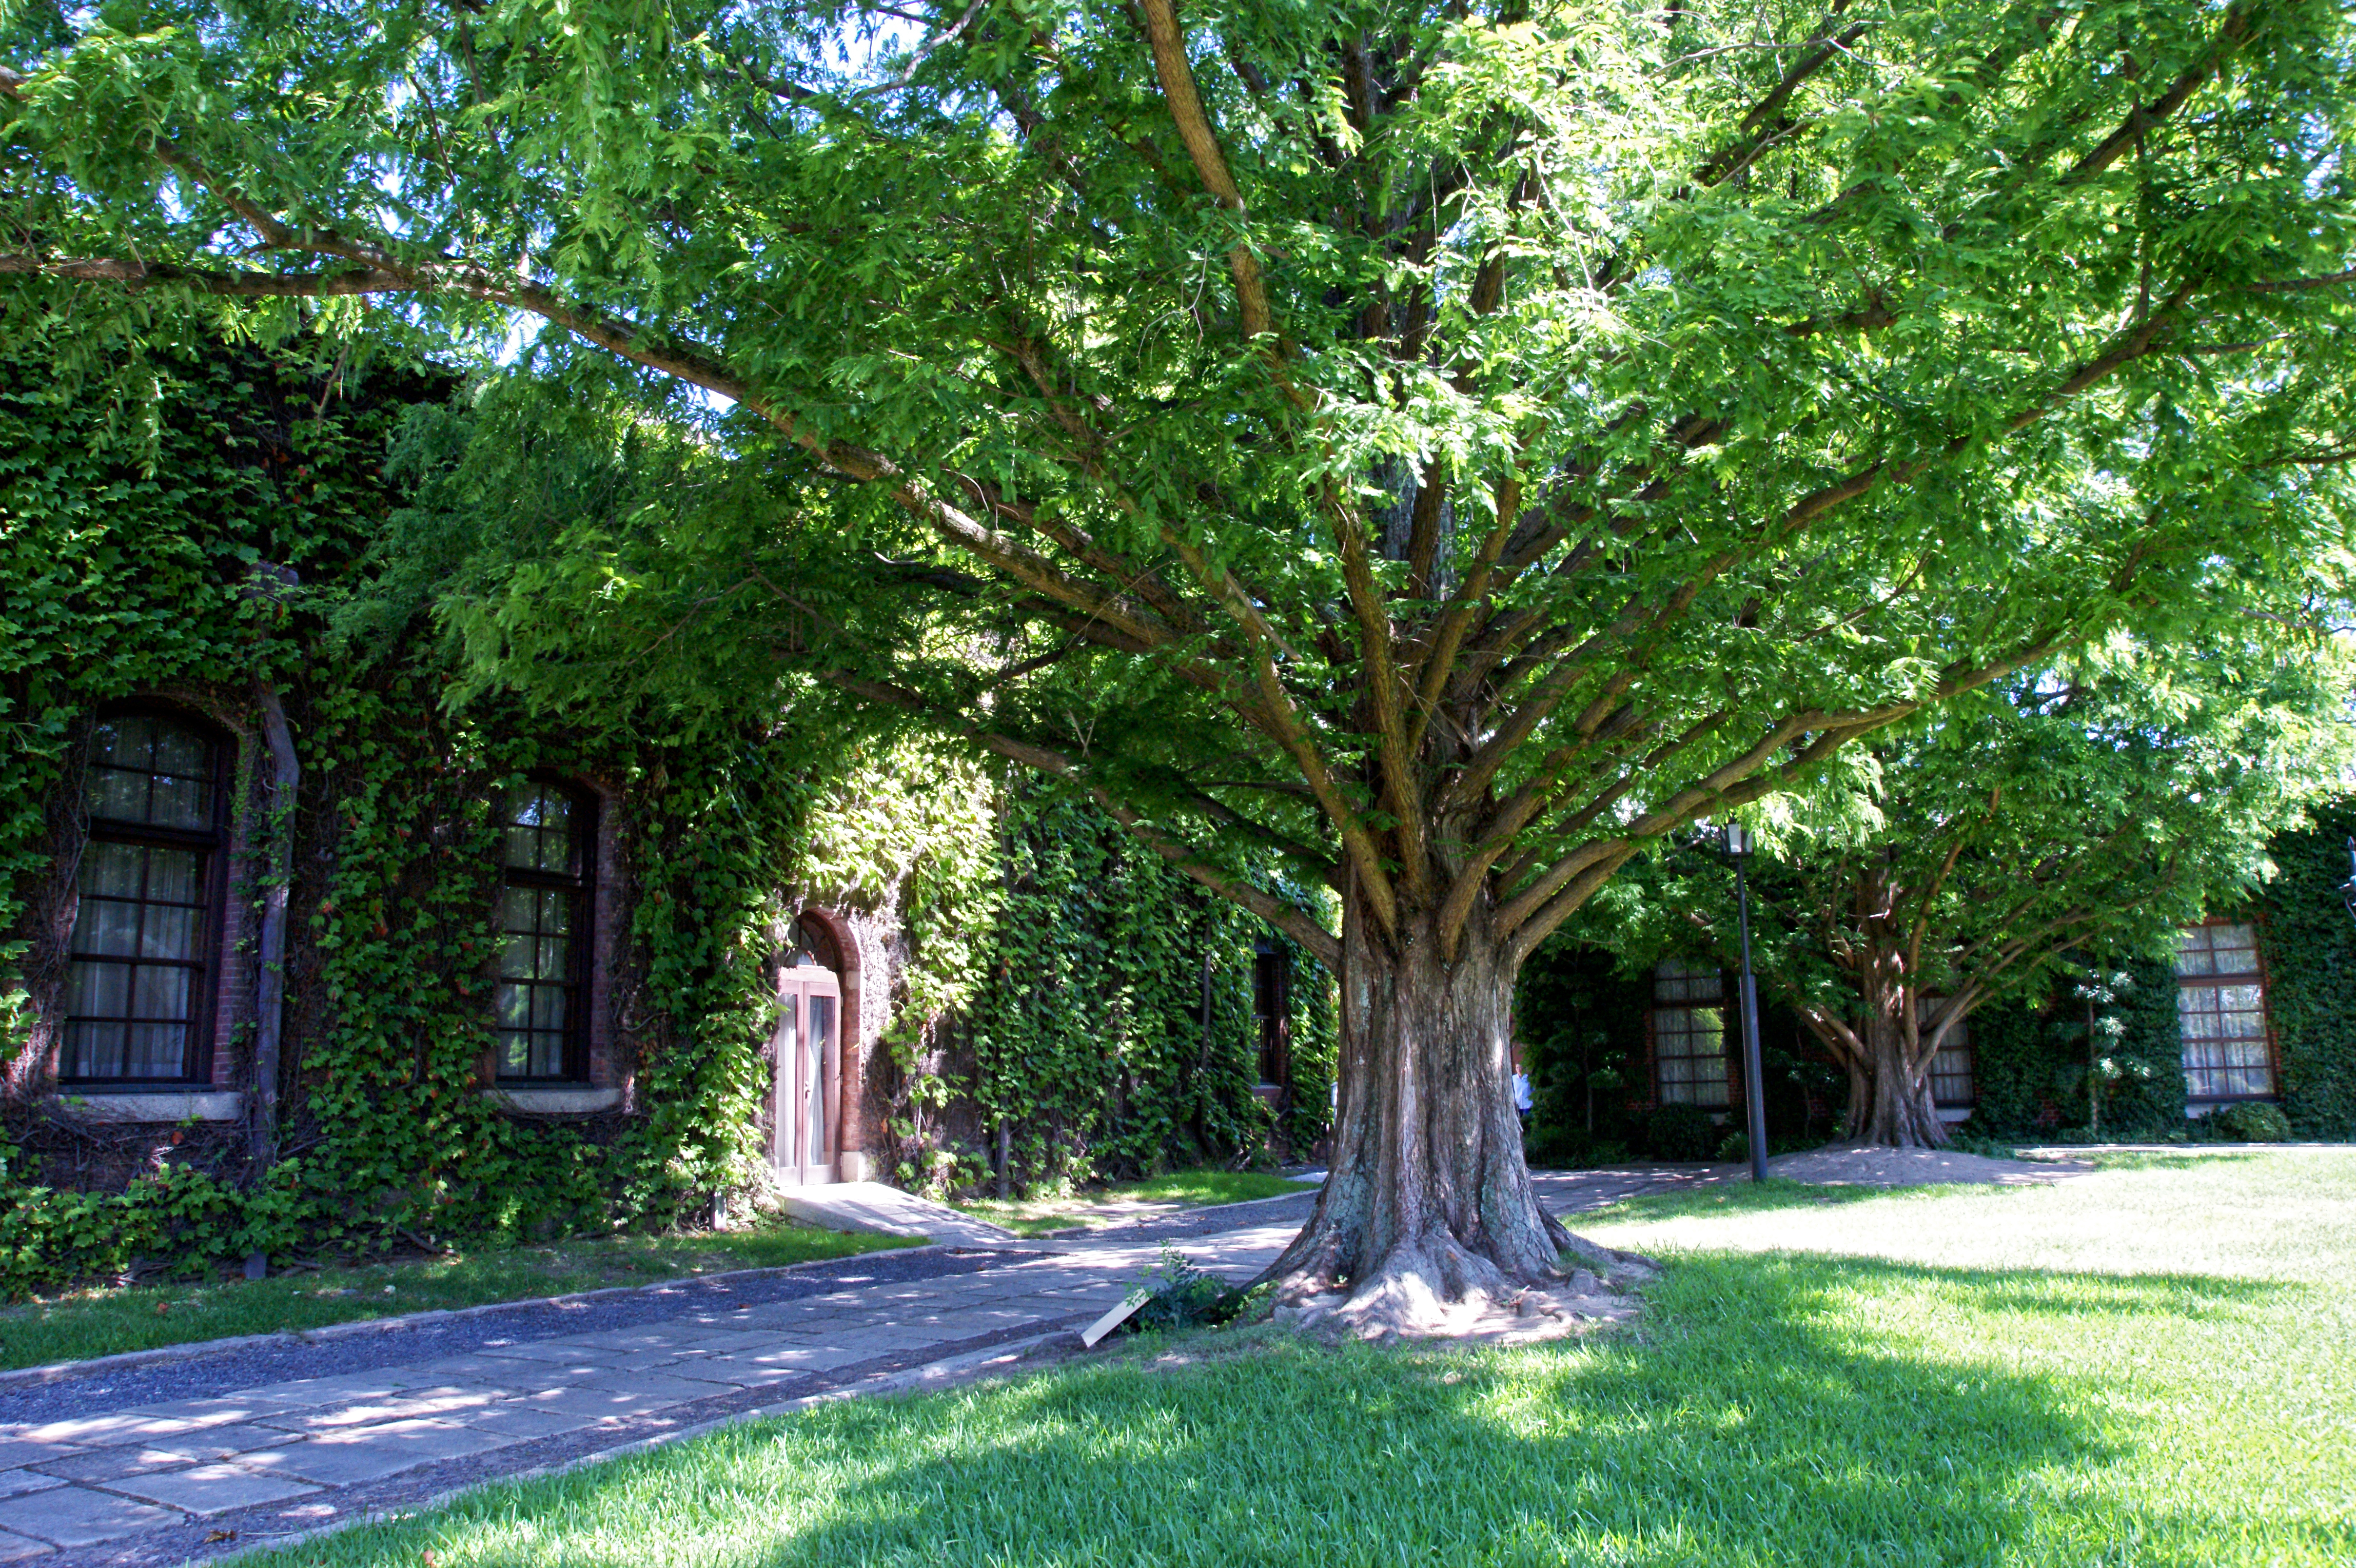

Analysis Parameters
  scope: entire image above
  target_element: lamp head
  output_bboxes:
[1722,822,1751,858]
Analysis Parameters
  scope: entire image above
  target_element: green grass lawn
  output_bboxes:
[0,1218,914,1373]
[248,1149,2355,1567]
[953,1167,1308,1237]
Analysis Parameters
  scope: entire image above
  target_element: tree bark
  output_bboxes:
[1845,1000,1951,1148]
[1260,892,1609,1330]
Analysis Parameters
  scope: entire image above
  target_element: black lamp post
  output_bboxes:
[1724,823,1771,1183]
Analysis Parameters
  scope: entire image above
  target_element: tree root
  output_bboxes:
[1267,1231,1651,1344]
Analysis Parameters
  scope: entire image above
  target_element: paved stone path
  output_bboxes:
[0,1168,1695,1565]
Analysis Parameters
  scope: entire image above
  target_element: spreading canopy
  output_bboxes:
[5,0,2352,968]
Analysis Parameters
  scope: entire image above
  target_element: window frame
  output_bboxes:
[2173,917,2279,1105]
[1922,998,1976,1109]
[1251,939,1290,1089]
[1649,958,1733,1110]
[492,774,598,1086]
[61,704,231,1088]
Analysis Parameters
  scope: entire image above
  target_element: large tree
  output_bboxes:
[1576,634,2353,1147]
[5,0,2353,1324]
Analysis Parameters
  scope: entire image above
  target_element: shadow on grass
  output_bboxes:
[260,1250,2341,1568]
[1965,1270,2281,1322]
[1573,1176,1911,1226]
[2083,1149,2275,1172]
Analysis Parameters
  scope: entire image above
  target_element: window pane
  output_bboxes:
[63,1021,126,1079]
[65,776,217,1084]
[144,848,202,903]
[1654,959,1723,1006]
[81,840,145,898]
[141,904,198,960]
[88,769,151,821]
[131,966,192,1021]
[71,897,141,957]
[87,717,212,827]
[148,773,210,830]
[503,785,580,873]
[151,724,207,775]
[90,716,152,770]
[807,995,834,1158]
[2180,973,2272,1098]
[494,784,588,1081]
[68,959,130,1016]
[124,1022,185,1077]
[1929,1011,1974,1105]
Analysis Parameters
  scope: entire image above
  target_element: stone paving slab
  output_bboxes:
[102,1463,321,1518]
[451,1405,599,1441]
[237,1420,515,1487]
[254,1384,505,1434]
[30,1427,300,1484]
[0,1528,50,1562]
[1,1485,178,1549]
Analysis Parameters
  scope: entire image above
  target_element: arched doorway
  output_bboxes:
[772,913,844,1185]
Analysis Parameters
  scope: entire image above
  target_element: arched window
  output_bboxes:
[494,778,595,1082]
[63,710,227,1084]
[782,913,840,972]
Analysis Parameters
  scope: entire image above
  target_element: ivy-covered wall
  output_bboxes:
[0,331,1336,1297]
[1954,957,2187,1143]
[2254,801,2356,1138]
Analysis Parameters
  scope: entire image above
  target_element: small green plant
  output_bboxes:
[1128,1243,1255,1332]
[2208,1102,2294,1143]
[1647,1103,1718,1163]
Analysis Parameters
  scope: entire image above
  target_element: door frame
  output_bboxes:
[772,963,843,1185]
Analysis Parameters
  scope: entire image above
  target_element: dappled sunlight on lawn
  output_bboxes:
[1576,1147,2356,1285]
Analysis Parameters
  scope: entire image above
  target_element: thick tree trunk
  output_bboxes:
[1261,898,1617,1331]
[1842,972,1951,1149]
